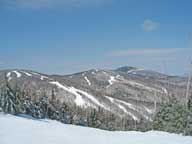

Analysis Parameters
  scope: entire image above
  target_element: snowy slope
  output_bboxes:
[0,114,192,144]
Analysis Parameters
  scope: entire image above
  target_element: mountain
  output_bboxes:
[1,113,192,144]
[0,66,188,122]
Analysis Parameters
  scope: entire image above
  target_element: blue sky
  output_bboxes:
[0,0,192,75]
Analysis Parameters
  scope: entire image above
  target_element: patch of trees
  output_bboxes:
[152,97,192,136]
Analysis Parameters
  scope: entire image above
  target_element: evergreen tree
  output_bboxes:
[47,89,60,120]
[184,98,192,135]
[39,92,49,118]
[153,99,188,134]
[89,109,101,128]
[0,76,21,115]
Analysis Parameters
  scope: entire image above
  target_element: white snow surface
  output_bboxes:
[30,72,41,76]
[0,114,192,144]
[126,80,163,93]
[105,96,138,121]
[21,71,32,76]
[6,72,12,81]
[49,81,85,106]
[40,75,49,80]
[162,87,168,94]
[12,71,22,78]
[91,71,95,74]
[74,88,109,111]
[107,76,116,88]
[6,72,11,77]
[84,76,91,85]
[144,106,154,114]
[117,104,139,121]
[127,68,144,74]
[49,81,108,110]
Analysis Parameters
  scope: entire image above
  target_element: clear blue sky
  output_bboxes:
[0,0,192,75]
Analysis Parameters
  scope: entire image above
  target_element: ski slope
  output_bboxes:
[0,114,192,144]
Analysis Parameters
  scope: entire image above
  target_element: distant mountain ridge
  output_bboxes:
[0,66,189,122]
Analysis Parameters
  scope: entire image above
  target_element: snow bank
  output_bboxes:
[0,114,192,144]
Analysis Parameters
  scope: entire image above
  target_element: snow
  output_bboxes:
[40,75,49,80]
[126,80,167,94]
[118,104,139,121]
[144,106,154,114]
[126,80,162,93]
[82,73,85,76]
[105,96,136,111]
[162,87,168,94]
[105,96,114,102]
[116,99,136,110]
[1,114,192,144]
[31,72,41,76]
[6,72,12,81]
[107,76,116,88]
[84,76,91,85]
[105,96,138,120]
[49,81,109,110]
[49,81,85,106]
[74,88,109,111]
[105,96,152,121]
[6,72,11,77]
[118,104,128,113]
[127,68,144,74]
[102,71,108,75]
[24,71,50,80]
[117,100,152,121]
[69,87,88,107]
[12,71,22,78]
[21,71,32,77]
[82,73,92,85]
[91,71,95,74]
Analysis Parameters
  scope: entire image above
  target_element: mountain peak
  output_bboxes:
[115,66,139,72]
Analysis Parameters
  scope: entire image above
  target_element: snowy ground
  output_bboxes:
[0,114,192,144]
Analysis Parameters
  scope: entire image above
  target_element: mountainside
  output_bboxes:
[0,66,188,122]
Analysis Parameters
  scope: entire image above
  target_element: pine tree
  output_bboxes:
[47,89,60,120]
[184,98,192,135]
[39,91,49,118]
[0,75,21,115]
[89,109,100,128]
[153,99,188,134]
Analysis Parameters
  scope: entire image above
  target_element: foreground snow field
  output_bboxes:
[0,114,192,144]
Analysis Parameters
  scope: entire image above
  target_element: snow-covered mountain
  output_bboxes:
[0,66,188,122]
[0,113,192,144]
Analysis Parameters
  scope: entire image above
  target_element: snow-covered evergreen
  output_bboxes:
[0,81,21,115]
[153,97,192,135]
